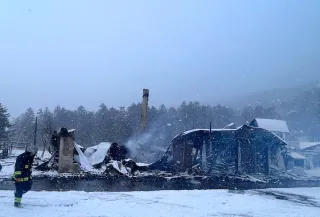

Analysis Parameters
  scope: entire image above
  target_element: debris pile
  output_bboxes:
[36,128,146,177]
[28,124,320,188]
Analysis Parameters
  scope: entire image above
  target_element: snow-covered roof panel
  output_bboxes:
[182,128,236,135]
[253,118,289,133]
[288,152,307,160]
[85,142,111,166]
[300,142,320,150]
[172,128,237,140]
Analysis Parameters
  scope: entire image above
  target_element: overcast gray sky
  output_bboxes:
[1,0,319,117]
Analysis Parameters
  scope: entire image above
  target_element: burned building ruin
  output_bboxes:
[167,125,287,176]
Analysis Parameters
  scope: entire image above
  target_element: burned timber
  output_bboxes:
[1,124,320,192]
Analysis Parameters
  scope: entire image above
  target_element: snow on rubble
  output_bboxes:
[84,142,111,166]
[0,188,320,217]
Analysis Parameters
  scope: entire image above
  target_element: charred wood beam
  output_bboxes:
[206,144,231,175]
[266,146,271,175]
[193,148,199,162]
[236,141,241,174]
[249,139,257,174]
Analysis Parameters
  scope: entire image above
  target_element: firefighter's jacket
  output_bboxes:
[13,152,34,183]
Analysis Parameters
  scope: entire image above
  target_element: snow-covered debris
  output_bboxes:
[112,161,129,174]
[84,142,111,166]
[251,118,289,133]
[74,143,95,172]
[223,122,236,129]
[137,162,150,167]
[106,160,129,176]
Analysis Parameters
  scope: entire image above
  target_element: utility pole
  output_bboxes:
[33,116,38,148]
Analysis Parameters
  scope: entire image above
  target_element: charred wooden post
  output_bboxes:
[141,89,149,129]
[251,139,257,174]
[183,136,193,171]
[172,136,184,171]
[236,141,242,174]
[58,128,75,173]
[201,139,208,171]
[171,135,193,172]
[266,146,271,175]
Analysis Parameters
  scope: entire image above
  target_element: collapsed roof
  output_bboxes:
[175,125,287,147]
[169,125,288,175]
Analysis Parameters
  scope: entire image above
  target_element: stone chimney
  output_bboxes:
[58,128,75,173]
[141,89,149,129]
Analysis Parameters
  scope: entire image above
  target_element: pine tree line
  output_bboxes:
[10,102,281,148]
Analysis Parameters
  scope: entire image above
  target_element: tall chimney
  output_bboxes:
[58,128,75,173]
[141,89,149,129]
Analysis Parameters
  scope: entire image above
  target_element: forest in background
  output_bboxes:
[0,85,319,162]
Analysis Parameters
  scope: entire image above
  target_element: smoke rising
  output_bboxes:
[124,116,171,163]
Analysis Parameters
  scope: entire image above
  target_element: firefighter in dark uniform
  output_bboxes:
[12,145,38,207]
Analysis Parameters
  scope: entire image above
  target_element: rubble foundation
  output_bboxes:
[1,173,320,192]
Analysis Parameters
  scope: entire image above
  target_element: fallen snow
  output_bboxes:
[0,188,319,217]
[183,128,234,135]
[267,187,320,201]
[136,162,149,167]
[288,152,307,160]
[254,118,290,133]
[300,142,320,150]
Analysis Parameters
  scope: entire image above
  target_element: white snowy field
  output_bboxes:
[0,188,320,217]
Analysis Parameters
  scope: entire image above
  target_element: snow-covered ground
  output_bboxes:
[0,188,319,217]
[305,168,320,177]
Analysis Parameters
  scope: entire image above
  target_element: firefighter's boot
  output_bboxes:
[14,197,21,207]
